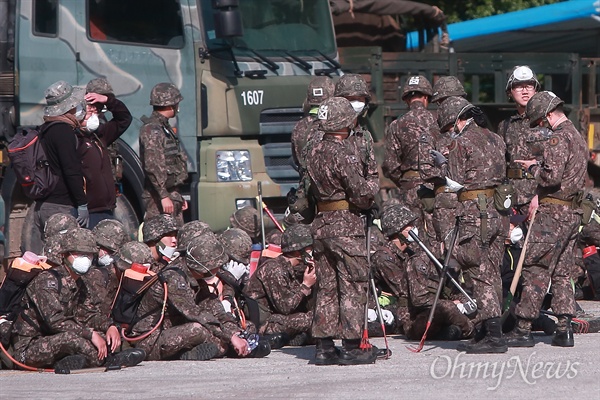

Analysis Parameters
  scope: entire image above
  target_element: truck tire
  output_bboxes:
[114,195,140,241]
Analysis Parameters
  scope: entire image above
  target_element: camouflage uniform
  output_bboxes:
[513,92,587,339]
[139,83,188,225]
[142,214,179,272]
[306,97,377,341]
[12,229,100,368]
[42,213,79,266]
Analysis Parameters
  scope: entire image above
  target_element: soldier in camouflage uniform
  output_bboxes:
[306,96,379,366]
[139,83,189,225]
[507,91,587,348]
[229,206,265,243]
[12,228,144,370]
[430,76,467,104]
[243,224,316,345]
[142,214,179,272]
[383,75,436,247]
[42,213,79,266]
[432,97,508,354]
[497,66,541,216]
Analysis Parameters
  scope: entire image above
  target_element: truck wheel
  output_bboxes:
[114,195,140,241]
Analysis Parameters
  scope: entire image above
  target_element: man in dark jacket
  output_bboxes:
[79,78,132,228]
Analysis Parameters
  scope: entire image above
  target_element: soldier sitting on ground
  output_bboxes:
[142,214,179,273]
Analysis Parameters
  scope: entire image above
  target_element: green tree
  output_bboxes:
[428,0,564,23]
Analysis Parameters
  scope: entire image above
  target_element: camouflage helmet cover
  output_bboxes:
[229,206,262,238]
[318,96,357,132]
[219,228,252,264]
[44,213,79,237]
[92,219,129,252]
[431,76,467,103]
[186,234,229,275]
[281,224,313,253]
[334,74,371,101]
[437,96,475,132]
[381,205,418,238]
[116,241,153,271]
[505,65,540,93]
[177,220,212,250]
[86,77,114,95]
[306,76,335,106]
[142,214,179,243]
[401,75,433,100]
[526,91,564,127]
[43,80,85,117]
[150,82,183,106]
[59,228,98,254]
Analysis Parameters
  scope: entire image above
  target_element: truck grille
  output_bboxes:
[260,108,303,184]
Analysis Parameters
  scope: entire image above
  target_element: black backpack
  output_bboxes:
[7,122,60,199]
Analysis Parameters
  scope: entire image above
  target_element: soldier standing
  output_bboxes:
[139,83,189,225]
[434,97,508,354]
[306,97,378,366]
[508,91,587,348]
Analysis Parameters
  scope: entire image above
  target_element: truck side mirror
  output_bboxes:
[212,0,243,38]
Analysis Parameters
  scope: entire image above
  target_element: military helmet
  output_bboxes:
[43,80,85,117]
[505,65,540,93]
[526,91,564,127]
[150,82,183,106]
[401,75,433,100]
[92,219,129,253]
[334,74,371,102]
[43,236,65,265]
[281,224,313,253]
[142,214,179,244]
[437,96,475,132]
[86,77,114,95]
[318,96,357,132]
[265,229,283,246]
[381,205,418,238]
[60,228,98,254]
[44,213,79,237]
[306,76,335,107]
[229,206,262,238]
[219,228,252,264]
[431,76,467,104]
[116,241,153,271]
[186,234,229,275]
[177,220,212,250]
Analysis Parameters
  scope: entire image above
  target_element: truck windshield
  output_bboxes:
[201,0,336,58]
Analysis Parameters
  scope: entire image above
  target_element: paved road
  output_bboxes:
[2,301,599,400]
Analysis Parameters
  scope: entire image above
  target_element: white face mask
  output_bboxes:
[86,113,100,131]
[97,254,114,266]
[510,226,524,244]
[406,227,419,242]
[158,242,177,259]
[75,103,86,121]
[70,255,93,275]
[350,101,365,114]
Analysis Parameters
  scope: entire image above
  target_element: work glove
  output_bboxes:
[445,177,464,193]
[367,309,377,323]
[430,150,448,167]
[76,204,89,228]
[222,260,247,281]
[381,310,395,325]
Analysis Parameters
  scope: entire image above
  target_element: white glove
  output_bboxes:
[222,260,247,280]
[445,177,465,193]
[222,299,232,314]
[381,310,395,325]
[456,302,467,315]
[367,308,377,322]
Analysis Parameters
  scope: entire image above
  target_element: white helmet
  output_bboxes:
[505,66,540,92]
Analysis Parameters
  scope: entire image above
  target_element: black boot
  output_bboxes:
[532,314,556,336]
[263,333,289,350]
[435,325,463,341]
[53,354,88,374]
[179,343,219,361]
[551,315,574,347]
[457,322,486,351]
[338,339,377,365]
[314,338,338,366]
[505,318,535,347]
[464,318,507,354]
[287,332,309,347]
[105,348,146,368]
[248,340,271,358]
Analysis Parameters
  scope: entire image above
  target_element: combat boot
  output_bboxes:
[505,318,535,347]
[287,332,309,347]
[551,315,574,347]
[179,343,219,361]
[314,338,338,366]
[338,339,377,365]
[464,318,507,354]
[263,333,288,350]
[105,348,146,368]
[248,340,271,358]
[435,325,462,341]
[456,322,486,351]
[53,354,88,373]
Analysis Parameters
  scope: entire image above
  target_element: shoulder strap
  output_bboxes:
[47,268,63,294]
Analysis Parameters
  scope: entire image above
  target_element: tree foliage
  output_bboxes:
[424,0,564,23]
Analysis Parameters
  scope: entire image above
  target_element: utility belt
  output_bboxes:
[539,196,573,208]
[317,199,358,213]
[402,170,420,179]
[434,185,448,196]
[507,168,535,180]
[457,189,495,202]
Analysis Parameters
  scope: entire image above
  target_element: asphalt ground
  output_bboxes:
[1,301,599,400]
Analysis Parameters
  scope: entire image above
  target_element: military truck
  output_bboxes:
[0,0,340,262]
